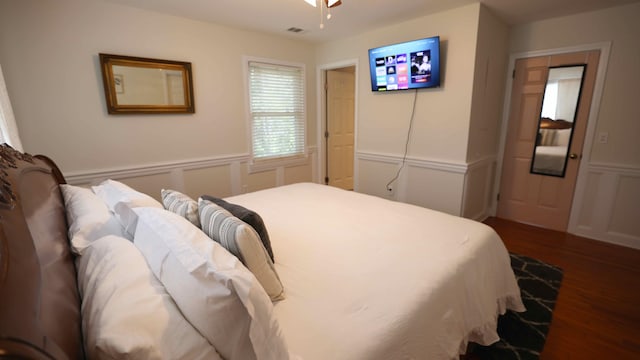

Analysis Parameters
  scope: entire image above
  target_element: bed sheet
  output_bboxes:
[533,145,568,174]
[226,183,524,360]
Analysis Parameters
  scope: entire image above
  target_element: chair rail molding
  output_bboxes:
[64,146,319,199]
[64,153,251,185]
[356,151,468,174]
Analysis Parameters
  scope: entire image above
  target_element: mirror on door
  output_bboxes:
[531,65,586,177]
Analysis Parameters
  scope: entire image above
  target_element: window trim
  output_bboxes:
[243,56,308,173]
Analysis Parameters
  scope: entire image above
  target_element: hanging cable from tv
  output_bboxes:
[386,89,418,192]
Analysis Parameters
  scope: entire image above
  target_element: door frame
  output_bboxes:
[315,59,359,189]
[492,42,611,234]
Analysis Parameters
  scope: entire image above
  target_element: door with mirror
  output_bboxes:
[497,51,600,231]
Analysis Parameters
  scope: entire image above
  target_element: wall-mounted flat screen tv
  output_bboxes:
[368,36,441,92]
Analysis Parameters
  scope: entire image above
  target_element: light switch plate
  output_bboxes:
[598,132,609,144]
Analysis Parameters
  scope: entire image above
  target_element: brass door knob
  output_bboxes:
[569,153,579,159]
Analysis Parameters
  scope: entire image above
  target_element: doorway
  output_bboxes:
[497,50,600,231]
[324,66,356,190]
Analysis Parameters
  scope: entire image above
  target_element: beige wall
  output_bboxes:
[8,0,635,245]
[463,5,509,219]
[0,0,317,178]
[467,5,509,163]
[2,0,495,216]
[316,3,509,219]
[509,2,640,167]
[317,4,480,163]
[317,4,484,215]
[508,3,640,248]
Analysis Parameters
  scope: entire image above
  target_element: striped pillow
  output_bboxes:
[161,189,200,227]
[198,198,285,301]
[200,195,275,262]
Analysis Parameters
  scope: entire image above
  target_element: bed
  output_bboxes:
[532,118,573,175]
[532,145,568,175]
[0,144,525,360]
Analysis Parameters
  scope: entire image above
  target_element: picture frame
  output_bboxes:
[99,53,195,114]
[113,74,124,94]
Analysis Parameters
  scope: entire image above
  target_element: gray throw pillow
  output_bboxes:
[200,195,274,262]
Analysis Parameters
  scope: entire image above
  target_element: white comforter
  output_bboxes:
[533,145,568,175]
[227,183,525,360]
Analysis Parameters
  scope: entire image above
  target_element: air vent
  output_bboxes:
[287,27,305,33]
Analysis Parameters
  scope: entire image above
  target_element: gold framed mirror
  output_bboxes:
[99,53,195,114]
[531,64,586,177]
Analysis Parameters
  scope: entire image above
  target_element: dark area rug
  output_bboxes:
[474,253,564,360]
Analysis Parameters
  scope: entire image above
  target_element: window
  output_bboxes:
[0,64,23,151]
[247,60,305,167]
[541,81,558,119]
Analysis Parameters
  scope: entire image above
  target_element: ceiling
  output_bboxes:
[104,0,640,43]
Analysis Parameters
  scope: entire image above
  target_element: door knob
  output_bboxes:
[569,153,579,159]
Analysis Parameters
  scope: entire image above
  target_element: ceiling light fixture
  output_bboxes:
[305,0,342,29]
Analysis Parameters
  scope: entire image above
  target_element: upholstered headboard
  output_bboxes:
[0,144,83,359]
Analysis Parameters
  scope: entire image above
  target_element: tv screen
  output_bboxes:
[368,36,440,92]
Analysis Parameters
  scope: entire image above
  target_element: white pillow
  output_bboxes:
[161,189,200,227]
[92,179,162,210]
[555,128,572,146]
[199,198,285,301]
[132,207,290,360]
[60,184,126,254]
[76,235,222,360]
[92,179,163,238]
[538,129,556,146]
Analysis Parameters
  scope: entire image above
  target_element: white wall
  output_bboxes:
[463,5,509,219]
[1,0,502,218]
[318,4,480,163]
[0,0,317,199]
[11,0,633,248]
[508,3,640,249]
[315,3,509,219]
[509,2,640,168]
[316,4,483,215]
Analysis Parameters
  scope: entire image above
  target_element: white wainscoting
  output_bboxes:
[356,151,640,249]
[571,163,640,250]
[355,151,496,220]
[65,148,498,222]
[65,147,318,201]
[462,157,497,221]
[65,153,249,187]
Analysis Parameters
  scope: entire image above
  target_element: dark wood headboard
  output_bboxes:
[539,117,573,129]
[0,144,84,359]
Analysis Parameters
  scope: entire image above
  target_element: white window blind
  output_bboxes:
[248,61,305,161]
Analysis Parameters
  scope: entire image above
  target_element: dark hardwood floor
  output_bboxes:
[481,217,640,359]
